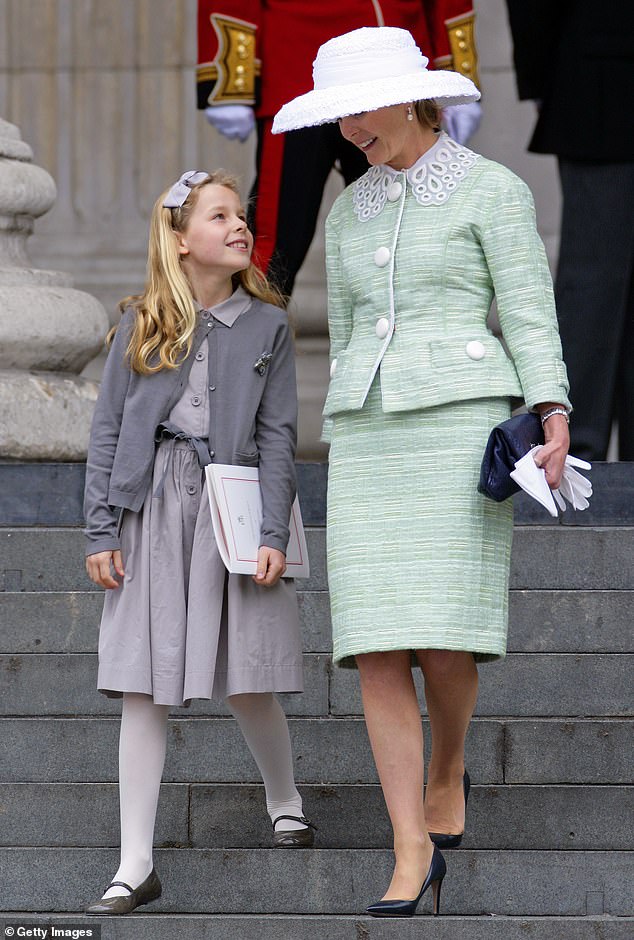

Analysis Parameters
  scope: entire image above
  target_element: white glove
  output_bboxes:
[510,446,558,517]
[205,105,255,142]
[552,456,593,513]
[510,447,592,517]
[442,102,482,144]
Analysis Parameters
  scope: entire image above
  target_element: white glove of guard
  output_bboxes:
[442,102,482,144]
[205,105,255,142]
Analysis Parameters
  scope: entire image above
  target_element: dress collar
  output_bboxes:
[352,131,480,222]
[197,286,252,327]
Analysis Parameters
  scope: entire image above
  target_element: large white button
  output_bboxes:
[465,340,486,361]
[375,317,390,339]
[387,181,402,201]
[374,246,391,267]
[330,358,337,378]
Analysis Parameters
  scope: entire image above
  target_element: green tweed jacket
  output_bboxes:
[324,133,571,425]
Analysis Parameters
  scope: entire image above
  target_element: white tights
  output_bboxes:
[227,692,306,834]
[103,691,304,899]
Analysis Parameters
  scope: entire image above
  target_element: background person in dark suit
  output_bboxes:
[506,0,634,461]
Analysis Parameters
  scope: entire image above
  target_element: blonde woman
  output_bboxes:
[274,28,571,916]
[83,170,315,915]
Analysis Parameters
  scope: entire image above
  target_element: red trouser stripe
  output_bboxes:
[252,118,286,274]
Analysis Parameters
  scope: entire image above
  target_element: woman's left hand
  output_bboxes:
[253,546,287,587]
[533,412,570,490]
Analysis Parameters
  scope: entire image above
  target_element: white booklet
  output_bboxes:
[205,463,310,578]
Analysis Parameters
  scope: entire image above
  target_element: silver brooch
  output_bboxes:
[253,352,272,375]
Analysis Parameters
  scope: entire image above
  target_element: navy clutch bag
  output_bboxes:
[478,412,544,502]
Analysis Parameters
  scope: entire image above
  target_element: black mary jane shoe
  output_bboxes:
[366,844,446,917]
[429,770,471,849]
[272,814,317,848]
[84,868,162,915]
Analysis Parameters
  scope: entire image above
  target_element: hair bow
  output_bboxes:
[163,170,209,208]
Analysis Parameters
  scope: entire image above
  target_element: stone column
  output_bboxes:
[0,118,108,459]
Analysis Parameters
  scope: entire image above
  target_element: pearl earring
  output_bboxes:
[407,106,414,122]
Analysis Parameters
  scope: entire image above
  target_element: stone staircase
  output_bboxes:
[0,463,632,938]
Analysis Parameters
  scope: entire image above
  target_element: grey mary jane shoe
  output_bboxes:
[272,814,317,848]
[84,868,162,915]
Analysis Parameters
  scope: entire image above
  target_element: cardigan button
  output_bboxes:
[330,358,337,378]
[374,246,390,267]
[375,317,390,339]
[465,340,486,361]
[387,181,402,201]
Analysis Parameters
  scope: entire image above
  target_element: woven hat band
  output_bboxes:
[314,45,428,91]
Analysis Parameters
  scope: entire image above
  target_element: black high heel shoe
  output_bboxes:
[366,844,446,917]
[429,770,470,849]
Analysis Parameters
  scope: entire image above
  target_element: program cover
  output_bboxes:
[205,463,310,578]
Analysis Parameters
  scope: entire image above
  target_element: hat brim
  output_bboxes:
[272,70,480,134]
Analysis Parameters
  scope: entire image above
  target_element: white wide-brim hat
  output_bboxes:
[272,27,480,134]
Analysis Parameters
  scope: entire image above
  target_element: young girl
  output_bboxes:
[83,169,315,916]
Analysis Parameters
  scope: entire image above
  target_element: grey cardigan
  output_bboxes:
[84,293,298,557]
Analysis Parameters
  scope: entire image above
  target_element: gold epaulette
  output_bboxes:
[444,11,480,89]
[203,14,260,105]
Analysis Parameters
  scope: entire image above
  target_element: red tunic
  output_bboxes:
[197,1,479,118]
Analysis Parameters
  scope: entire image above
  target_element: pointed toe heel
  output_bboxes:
[366,845,446,918]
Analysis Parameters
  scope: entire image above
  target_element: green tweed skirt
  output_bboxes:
[327,381,513,666]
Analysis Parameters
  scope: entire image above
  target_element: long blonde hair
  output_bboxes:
[114,170,285,374]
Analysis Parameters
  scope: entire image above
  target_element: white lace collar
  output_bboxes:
[352,132,479,222]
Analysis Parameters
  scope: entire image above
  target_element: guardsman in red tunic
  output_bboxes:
[197,2,480,295]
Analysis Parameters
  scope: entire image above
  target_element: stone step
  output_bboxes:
[505,590,633,652]
[2,589,632,654]
[0,848,631,915]
[0,590,333,654]
[0,718,630,785]
[3,527,634,592]
[2,459,634,527]
[0,463,326,528]
[508,526,634,590]
[0,914,631,940]
[1,783,631,851]
[0,652,329,718]
[1,652,631,719]
[330,653,633,718]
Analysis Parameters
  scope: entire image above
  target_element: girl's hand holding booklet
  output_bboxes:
[206,463,310,578]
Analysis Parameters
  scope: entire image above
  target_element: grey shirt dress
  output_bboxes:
[90,289,303,706]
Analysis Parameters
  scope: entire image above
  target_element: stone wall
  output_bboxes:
[0,0,561,458]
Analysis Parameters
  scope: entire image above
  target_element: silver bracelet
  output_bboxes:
[540,406,569,426]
